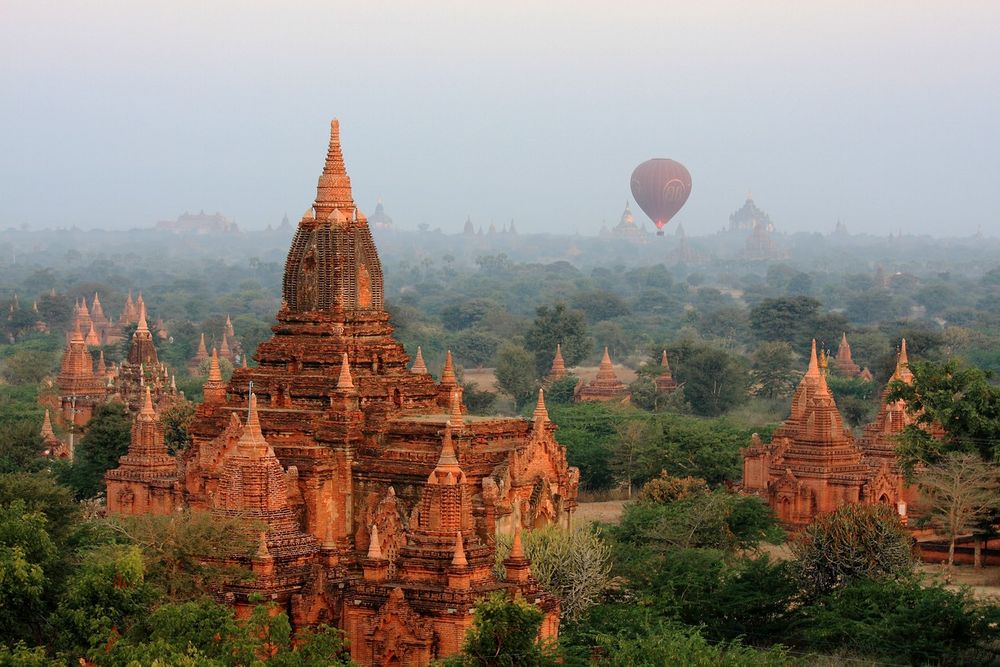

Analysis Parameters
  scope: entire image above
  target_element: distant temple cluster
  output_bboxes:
[542,344,677,405]
[45,291,187,458]
[742,337,932,528]
[156,210,239,234]
[100,120,578,666]
[729,194,787,260]
[462,216,517,236]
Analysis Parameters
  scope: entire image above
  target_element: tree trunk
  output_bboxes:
[974,537,982,569]
[948,538,956,567]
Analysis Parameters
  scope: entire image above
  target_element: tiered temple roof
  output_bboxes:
[109,302,179,412]
[654,350,678,393]
[546,344,567,382]
[834,333,861,377]
[575,347,629,403]
[105,120,575,665]
[56,320,106,427]
[741,340,894,528]
[106,387,178,514]
[611,201,645,239]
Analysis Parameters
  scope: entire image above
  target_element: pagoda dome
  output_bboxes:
[282,120,384,315]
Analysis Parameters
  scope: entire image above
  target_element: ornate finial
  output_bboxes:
[313,119,355,217]
[411,346,428,374]
[136,302,149,334]
[438,424,459,467]
[533,388,548,423]
[41,409,55,438]
[511,524,525,559]
[367,524,384,560]
[237,392,269,455]
[140,386,155,417]
[449,389,463,428]
[208,348,223,382]
[661,349,669,368]
[451,531,468,567]
[337,352,354,390]
[601,346,612,367]
[805,339,820,378]
[441,350,457,385]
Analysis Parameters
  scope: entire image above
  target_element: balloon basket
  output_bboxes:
[656,230,664,236]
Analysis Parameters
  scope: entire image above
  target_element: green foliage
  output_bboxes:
[671,344,748,417]
[0,350,57,386]
[750,341,798,399]
[543,375,578,405]
[0,643,62,667]
[62,403,131,499]
[615,490,782,556]
[106,599,352,667]
[0,473,77,546]
[449,329,502,368]
[0,501,58,646]
[791,503,914,596]
[494,343,538,410]
[159,400,195,453]
[562,603,790,666]
[447,593,559,667]
[524,303,591,378]
[107,511,257,601]
[441,298,496,330]
[494,526,612,621]
[462,382,497,415]
[794,578,1000,665]
[0,421,46,475]
[749,296,822,344]
[887,358,1000,467]
[51,544,154,657]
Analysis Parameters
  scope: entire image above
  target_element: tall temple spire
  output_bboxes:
[41,409,56,439]
[533,389,549,424]
[204,348,227,404]
[448,389,464,428]
[313,119,356,219]
[237,393,270,457]
[140,385,155,418]
[893,338,914,383]
[547,344,567,380]
[440,351,457,385]
[136,302,149,334]
[805,339,820,379]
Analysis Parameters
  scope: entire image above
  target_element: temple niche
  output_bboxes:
[740,340,922,529]
[105,119,578,666]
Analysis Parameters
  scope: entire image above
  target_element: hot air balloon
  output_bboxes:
[630,159,692,236]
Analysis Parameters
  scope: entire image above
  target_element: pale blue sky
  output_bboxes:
[2,1,998,235]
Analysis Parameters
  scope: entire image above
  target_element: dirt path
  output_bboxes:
[575,500,626,525]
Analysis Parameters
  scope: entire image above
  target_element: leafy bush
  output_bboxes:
[792,503,914,595]
[494,525,612,621]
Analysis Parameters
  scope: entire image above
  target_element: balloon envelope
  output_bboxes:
[630,159,692,233]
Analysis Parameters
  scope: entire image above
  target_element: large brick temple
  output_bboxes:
[105,120,579,666]
[741,339,926,529]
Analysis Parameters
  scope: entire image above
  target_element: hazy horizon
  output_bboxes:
[3,1,998,236]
